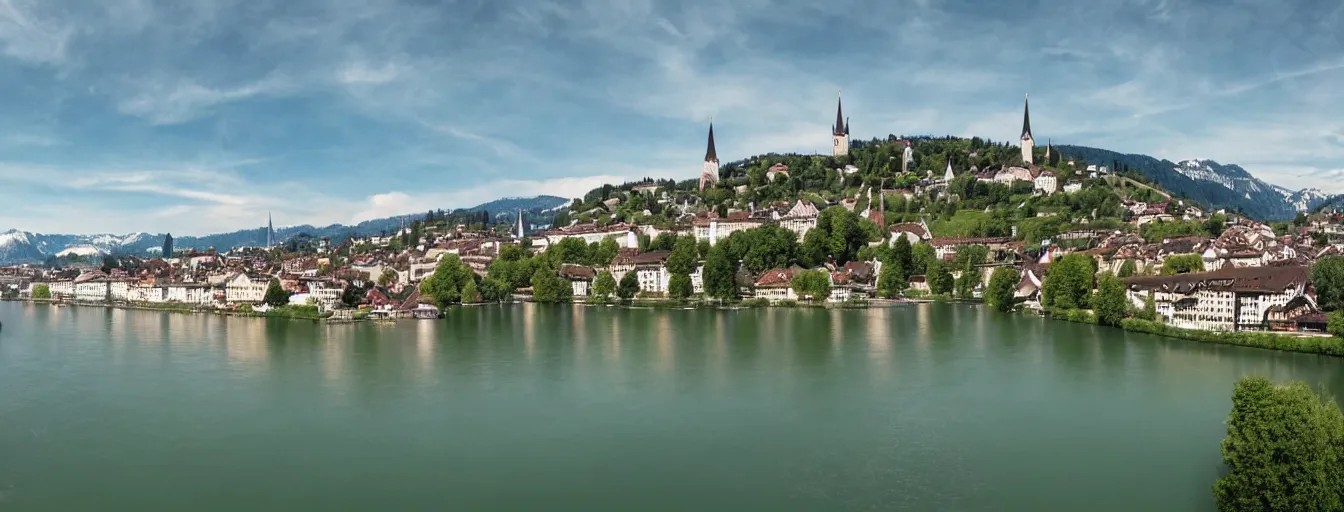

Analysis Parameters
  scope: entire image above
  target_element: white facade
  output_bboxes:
[74,281,109,302]
[225,273,268,304]
[636,265,669,294]
[166,285,213,304]
[308,282,344,306]
[754,285,796,302]
[1034,172,1057,195]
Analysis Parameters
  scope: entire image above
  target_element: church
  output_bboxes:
[1020,93,1034,165]
[699,121,719,192]
[832,91,849,157]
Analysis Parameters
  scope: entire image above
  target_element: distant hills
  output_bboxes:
[0,195,569,265]
[1055,145,1335,221]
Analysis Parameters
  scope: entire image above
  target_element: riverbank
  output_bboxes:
[1043,307,1344,357]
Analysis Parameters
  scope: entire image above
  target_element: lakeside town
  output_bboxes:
[1,93,1340,338]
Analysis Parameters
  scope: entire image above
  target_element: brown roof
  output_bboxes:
[558,264,596,280]
[1123,265,1310,294]
[754,267,800,288]
[632,250,672,265]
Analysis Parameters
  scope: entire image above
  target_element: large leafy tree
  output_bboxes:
[891,236,914,278]
[876,258,906,298]
[1214,376,1344,511]
[422,255,476,307]
[264,278,290,307]
[928,260,954,295]
[617,271,640,300]
[666,235,698,275]
[1312,256,1344,311]
[1042,254,1095,309]
[31,284,51,300]
[702,246,737,300]
[593,271,617,298]
[790,269,831,302]
[1093,272,1127,326]
[912,242,936,275]
[530,268,573,303]
[986,268,1020,312]
[668,273,694,299]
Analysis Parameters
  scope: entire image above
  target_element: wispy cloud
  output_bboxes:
[0,0,74,64]
[116,74,293,125]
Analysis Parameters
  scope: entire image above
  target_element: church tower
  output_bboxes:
[1020,93,1035,165]
[699,121,720,192]
[832,91,849,157]
[943,156,955,182]
[266,213,275,248]
[515,209,525,239]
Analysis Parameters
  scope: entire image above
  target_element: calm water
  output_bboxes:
[2,301,1342,511]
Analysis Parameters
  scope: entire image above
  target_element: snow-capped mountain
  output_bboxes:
[0,229,155,264]
[1057,145,1339,221]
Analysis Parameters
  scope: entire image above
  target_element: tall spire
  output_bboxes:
[1021,93,1033,141]
[266,212,274,248]
[516,208,525,239]
[833,90,846,136]
[704,119,718,162]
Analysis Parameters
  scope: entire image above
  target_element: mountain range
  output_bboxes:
[1055,145,1335,221]
[0,195,569,265]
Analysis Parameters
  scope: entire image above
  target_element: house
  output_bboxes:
[692,211,766,246]
[753,267,800,302]
[632,251,672,294]
[225,273,270,304]
[993,166,1035,185]
[766,163,790,182]
[632,183,660,194]
[1034,170,1057,195]
[1264,295,1326,332]
[559,264,596,297]
[776,200,820,239]
[1014,266,1045,307]
[888,221,932,246]
[165,283,213,305]
[1123,265,1311,332]
[907,275,929,293]
[1062,181,1083,194]
[929,237,1013,261]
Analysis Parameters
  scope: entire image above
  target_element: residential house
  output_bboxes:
[1123,266,1311,332]
[633,251,671,294]
[225,273,270,304]
[753,267,800,302]
[889,221,932,246]
[693,211,766,246]
[1034,170,1057,195]
[559,264,596,297]
[776,200,820,240]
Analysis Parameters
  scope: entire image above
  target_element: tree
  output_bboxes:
[1042,254,1094,309]
[986,268,1020,312]
[617,271,640,300]
[479,277,511,303]
[1139,292,1159,322]
[340,285,364,307]
[954,269,977,299]
[702,246,737,300]
[891,236,914,278]
[790,269,831,302]
[801,228,830,267]
[377,268,398,287]
[593,237,620,266]
[593,271,617,298]
[421,255,475,307]
[1161,254,1204,275]
[928,260,954,295]
[912,242,936,275]
[460,279,482,304]
[1293,212,1309,227]
[1093,272,1127,326]
[876,258,906,298]
[1213,376,1344,511]
[667,235,698,275]
[1117,259,1137,278]
[1312,257,1344,311]
[668,273,694,299]
[531,268,572,303]
[31,284,50,300]
[264,279,289,307]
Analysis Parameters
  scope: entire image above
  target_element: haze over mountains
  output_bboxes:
[0,196,569,265]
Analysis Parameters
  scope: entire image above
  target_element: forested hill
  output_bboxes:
[1055,145,1334,221]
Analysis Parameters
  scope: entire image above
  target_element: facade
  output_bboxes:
[1020,93,1034,165]
[1034,170,1057,195]
[166,284,213,304]
[692,212,766,246]
[225,273,269,304]
[777,200,820,239]
[753,267,799,302]
[1123,266,1311,332]
[832,91,849,157]
[559,264,596,298]
[943,157,955,182]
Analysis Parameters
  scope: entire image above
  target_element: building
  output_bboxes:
[700,122,719,192]
[559,264,596,297]
[692,211,766,246]
[1062,181,1083,194]
[1034,170,1057,195]
[832,91,849,157]
[901,140,913,173]
[632,251,671,294]
[225,272,269,304]
[766,163,790,182]
[943,156,955,182]
[889,221,932,246]
[777,200,820,239]
[994,166,1036,185]
[754,267,799,302]
[1123,266,1311,332]
[1019,93,1034,165]
[162,233,174,258]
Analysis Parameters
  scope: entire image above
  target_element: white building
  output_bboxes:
[1034,170,1057,195]
[776,200,820,240]
[832,91,849,157]
[1123,266,1310,332]
[693,212,765,246]
[225,273,269,304]
[166,283,214,304]
[753,267,799,302]
[1020,93,1034,165]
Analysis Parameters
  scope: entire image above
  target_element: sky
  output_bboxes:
[0,0,1342,235]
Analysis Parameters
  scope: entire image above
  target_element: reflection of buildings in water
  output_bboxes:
[915,303,932,357]
[654,313,673,374]
[415,320,437,385]
[604,312,622,364]
[522,302,536,362]
[224,317,269,374]
[572,305,587,360]
[322,325,354,394]
[829,308,843,349]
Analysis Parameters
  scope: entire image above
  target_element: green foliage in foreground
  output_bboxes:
[31,284,51,299]
[1214,376,1344,511]
[1049,307,1098,324]
[985,268,1019,312]
[1121,319,1344,356]
[264,305,327,320]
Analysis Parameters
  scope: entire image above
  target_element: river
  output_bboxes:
[1,301,1341,510]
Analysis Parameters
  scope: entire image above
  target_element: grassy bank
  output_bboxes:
[1044,307,1344,357]
[1120,318,1344,357]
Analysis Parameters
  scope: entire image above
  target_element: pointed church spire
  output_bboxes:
[1021,93,1033,141]
[266,212,274,248]
[704,119,718,162]
[833,90,846,136]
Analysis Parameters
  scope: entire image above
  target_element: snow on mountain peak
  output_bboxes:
[0,229,31,247]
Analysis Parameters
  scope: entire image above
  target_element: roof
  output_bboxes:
[929,237,1012,247]
[705,122,718,162]
[1021,93,1032,140]
[632,250,672,265]
[755,267,799,288]
[784,199,819,219]
[558,264,596,280]
[1123,265,1310,294]
[834,92,846,136]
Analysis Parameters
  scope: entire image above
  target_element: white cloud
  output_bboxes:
[338,60,402,85]
[0,0,74,64]
[349,174,632,223]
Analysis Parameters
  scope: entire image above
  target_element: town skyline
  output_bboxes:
[1,0,1341,235]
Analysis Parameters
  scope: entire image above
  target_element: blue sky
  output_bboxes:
[1,0,1342,235]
